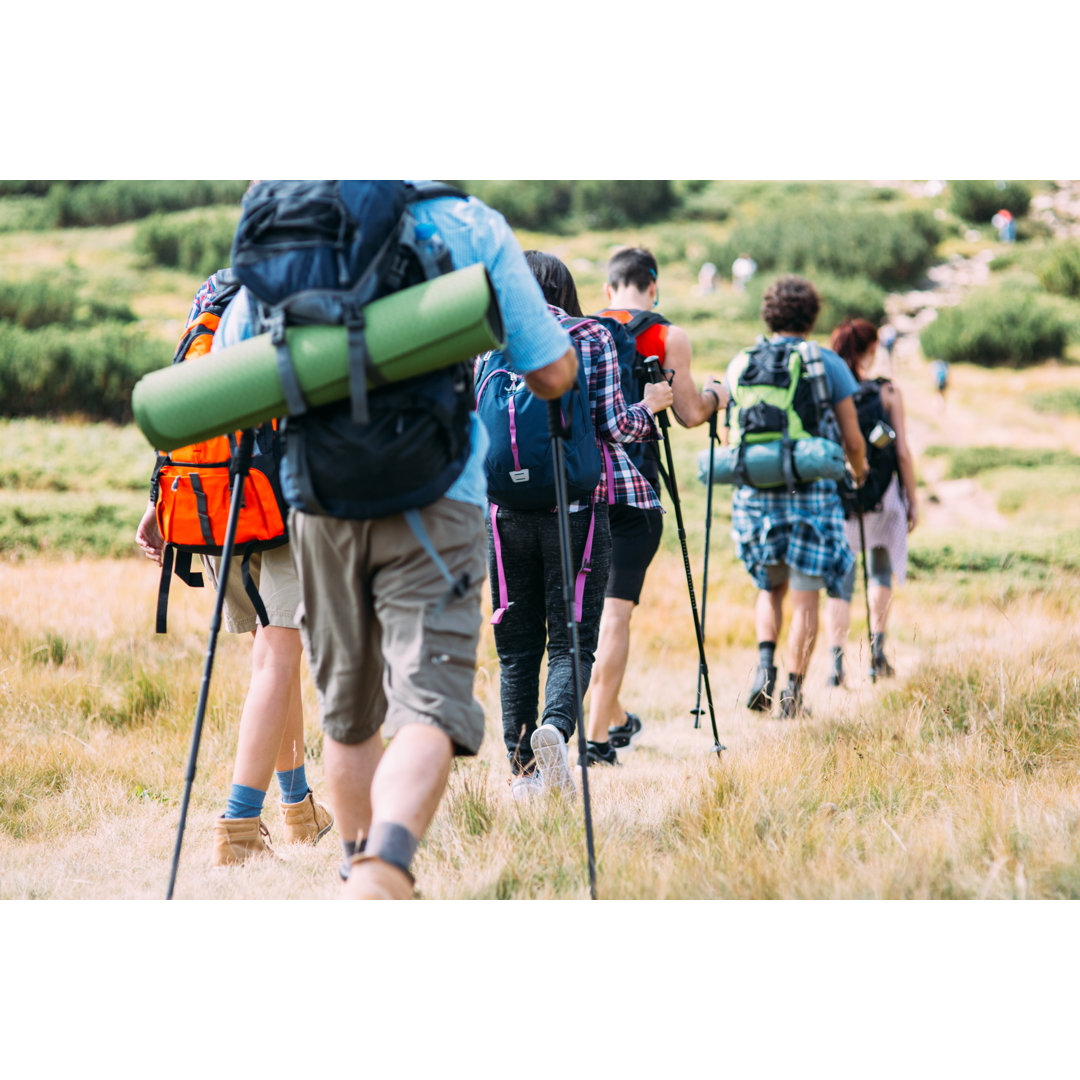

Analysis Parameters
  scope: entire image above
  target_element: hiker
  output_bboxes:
[135,269,334,867]
[732,253,757,292]
[480,251,673,793]
[587,247,726,763]
[824,318,919,683]
[725,276,866,717]
[214,182,582,899]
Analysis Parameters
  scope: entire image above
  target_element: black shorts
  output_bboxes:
[605,502,664,604]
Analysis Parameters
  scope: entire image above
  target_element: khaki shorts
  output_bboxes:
[290,498,487,755]
[201,543,300,633]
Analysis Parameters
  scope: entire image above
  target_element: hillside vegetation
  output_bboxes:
[1,180,1078,899]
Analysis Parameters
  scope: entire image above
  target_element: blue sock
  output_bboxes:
[276,765,309,805]
[225,783,266,820]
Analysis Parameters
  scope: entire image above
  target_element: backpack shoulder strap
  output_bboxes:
[624,309,670,337]
[405,181,468,204]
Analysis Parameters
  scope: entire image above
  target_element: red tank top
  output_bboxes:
[596,308,668,363]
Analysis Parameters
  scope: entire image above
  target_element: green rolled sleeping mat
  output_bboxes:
[133,263,505,451]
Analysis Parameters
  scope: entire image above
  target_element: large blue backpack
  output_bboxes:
[230,179,474,520]
[475,316,600,511]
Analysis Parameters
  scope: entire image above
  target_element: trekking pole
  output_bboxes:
[546,398,598,900]
[166,429,255,899]
[856,505,876,685]
[642,359,725,756]
[691,411,719,730]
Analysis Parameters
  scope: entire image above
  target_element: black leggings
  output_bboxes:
[487,503,611,774]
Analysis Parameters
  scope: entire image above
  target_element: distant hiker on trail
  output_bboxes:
[724,275,866,717]
[697,261,717,295]
[588,247,725,763]
[824,318,919,683]
[478,252,673,795]
[215,182,580,899]
[135,268,334,868]
[931,359,949,404]
[992,209,1017,243]
[732,253,757,292]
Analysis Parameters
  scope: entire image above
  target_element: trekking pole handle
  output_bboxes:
[641,357,671,431]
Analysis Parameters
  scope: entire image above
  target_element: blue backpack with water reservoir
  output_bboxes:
[230,179,475,519]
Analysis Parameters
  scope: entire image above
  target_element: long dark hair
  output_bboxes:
[831,317,879,376]
[524,250,583,317]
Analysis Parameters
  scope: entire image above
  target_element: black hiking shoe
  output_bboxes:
[578,742,619,767]
[872,651,895,679]
[826,652,844,687]
[779,681,811,719]
[608,712,643,750]
[746,665,777,711]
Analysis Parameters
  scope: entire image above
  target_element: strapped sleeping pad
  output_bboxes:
[838,376,899,518]
[726,336,839,493]
[230,180,475,521]
[150,269,289,634]
[592,308,670,483]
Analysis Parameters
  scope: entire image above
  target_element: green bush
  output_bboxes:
[44,180,247,228]
[460,181,574,232]
[135,209,240,276]
[576,181,679,229]
[0,274,136,329]
[920,289,1069,367]
[0,277,77,329]
[0,322,166,421]
[1028,388,1080,416]
[1035,242,1080,298]
[712,205,941,290]
[948,180,1031,223]
[814,275,888,333]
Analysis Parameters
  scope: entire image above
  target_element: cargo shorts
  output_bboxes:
[201,543,300,633]
[290,497,487,755]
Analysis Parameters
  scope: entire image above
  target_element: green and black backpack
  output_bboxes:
[727,337,838,492]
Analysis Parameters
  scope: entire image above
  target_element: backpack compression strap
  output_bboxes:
[156,546,205,635]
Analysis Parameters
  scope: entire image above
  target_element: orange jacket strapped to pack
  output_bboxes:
[150,272,289,633]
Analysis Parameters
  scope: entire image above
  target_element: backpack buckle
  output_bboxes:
[268,311,286,346]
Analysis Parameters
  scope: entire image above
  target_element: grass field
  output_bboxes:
[1,192,1079,901]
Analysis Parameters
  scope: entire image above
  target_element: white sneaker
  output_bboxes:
[530,724,576,797]
[510,773,543,802]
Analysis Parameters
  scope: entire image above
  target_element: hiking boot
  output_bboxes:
[211,816,277,867]
[746,664,777,711]
[343,855,414,900]
[280,791,334,845]
[779,682,811,719]
[608,712,643,750]
[872,651,895,678]
[530,724,575,797]
[826,652,845,688]
[509,772,543,802]
[578,742,619,768]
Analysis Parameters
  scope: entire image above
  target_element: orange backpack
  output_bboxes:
[151,272,289,633]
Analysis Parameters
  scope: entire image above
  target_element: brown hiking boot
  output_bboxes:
[343,855,415,900]
[280,791,334,845]
[211,816,277,867]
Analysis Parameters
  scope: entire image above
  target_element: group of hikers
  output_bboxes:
[134,181,918,899]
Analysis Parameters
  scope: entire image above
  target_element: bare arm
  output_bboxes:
[523,346,578,400]
[135,500,164,565]
[834,397,867,483]
[881,381,919,531]
[662,326,727,428]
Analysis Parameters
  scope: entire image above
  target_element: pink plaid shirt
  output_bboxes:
[549,306,662,513]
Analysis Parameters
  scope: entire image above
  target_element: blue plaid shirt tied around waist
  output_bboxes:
[731,479,854,594]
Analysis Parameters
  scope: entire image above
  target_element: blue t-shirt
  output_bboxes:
[215,186,571,509]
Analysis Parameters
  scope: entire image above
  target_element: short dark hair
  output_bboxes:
[607,247,658,293]
[761,275,820,334]
[524,251,583,317]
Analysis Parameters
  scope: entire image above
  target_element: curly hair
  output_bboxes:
[830,317,879,375]
[761,275,820,334]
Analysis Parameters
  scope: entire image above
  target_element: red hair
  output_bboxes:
[831,318,878,375]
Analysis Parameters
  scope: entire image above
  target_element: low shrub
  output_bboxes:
[919,288,1069,366]
[134,209,240,276]
[814,275,888,333]
[711,205,941,290]
[0,322,166,421]
[948,180,1031,223]
[575,180,679,229]
[459,181,574,232]
[1034,241,1080,298]
[1028,388,1080,416]
[0,277,77,329]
